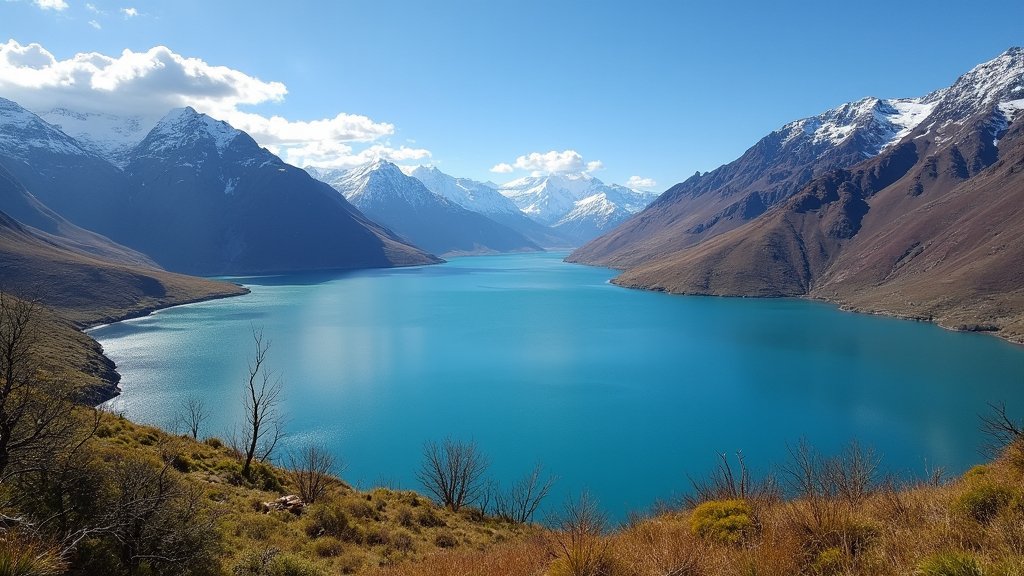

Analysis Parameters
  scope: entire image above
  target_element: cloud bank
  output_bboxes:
[491,149,603,176]
[625,175,657,190]
[0,40,427,169]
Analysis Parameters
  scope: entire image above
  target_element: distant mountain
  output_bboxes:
[0,97,129,236]
[499,172,656,245]
[570,95,944,268]
[0,101,440,274]
[39,108,153,168]
[408,165,573,248]
[581,47,1024,342]
[311,160,541,256]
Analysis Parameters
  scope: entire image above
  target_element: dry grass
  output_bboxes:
[89,412,538,575]
[367,439,1024,576]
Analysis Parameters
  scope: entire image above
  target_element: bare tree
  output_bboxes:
[495,463,556,523]
[175,396,206,440]
[0,293,83,482]
[416,437,488,511]
[284,442,340,504]
[240,328,284,478]
[980,402,1022,457]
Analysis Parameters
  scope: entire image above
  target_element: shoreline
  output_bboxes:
[82,286,251,405]
[604,273,1024,348]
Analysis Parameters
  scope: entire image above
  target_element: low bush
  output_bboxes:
[434,529,459,548]
[304,502,350,539]
[954,483,1016,523]
[916,551,984,576]
[417,506,445,527]
[311,537,344,558]
[689,499,754,545]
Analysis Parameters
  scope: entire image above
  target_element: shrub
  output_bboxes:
[311,537,343,558]
[304,502,350,539]
[396,506,416,528]
[417,506,445,527]
[364,526,391,546]
[205,437,224,449]
[250,463,284,492]
[917,551,983,576]
[390,529,415,552]
[344,498,378,520]
[434,529,459,548]
[689,499,754,545]
[812,547,846,575]
[265,554,325,576]
[233,548,326,576]
[954,483,1016,523]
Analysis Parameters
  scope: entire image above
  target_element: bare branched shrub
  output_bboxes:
[240,328,285,478]
[548,491,611,576]
[175,396,207,440]
[416,438,488,512]
[285,442,341,504]
[0,293,83,483]
[685,451,779,508]
[494,463,556,524]
[980,402,1023,458]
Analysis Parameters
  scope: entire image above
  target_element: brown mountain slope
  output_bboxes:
[567,96,938,269]
[615,103,1024,342]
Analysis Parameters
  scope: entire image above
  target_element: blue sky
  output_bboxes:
[2,0,1022,190]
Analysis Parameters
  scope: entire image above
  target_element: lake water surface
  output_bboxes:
[94,252,1024,520]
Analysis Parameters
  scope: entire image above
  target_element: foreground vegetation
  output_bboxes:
[2,291,1024,575]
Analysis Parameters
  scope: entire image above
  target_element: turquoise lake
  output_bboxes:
[93,252,1024,520]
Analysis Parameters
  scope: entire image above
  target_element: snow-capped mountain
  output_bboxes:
[111,109,438,273]
[38,108,154,168]
[407,166,520,215]
[498,172,657,244]
[778,96,937,159]
[0,97,128,235]
[310,160,541,256]
[571,80,955,267]
[571,48,1024,342]
[407,165,574,248]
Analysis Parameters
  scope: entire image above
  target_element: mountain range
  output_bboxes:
[570,47,1024,342]
[0,99,439,275]
[499,172,658,245]
[308,161,541,256]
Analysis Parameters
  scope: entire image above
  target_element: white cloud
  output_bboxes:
[0,40,421,168]
[88,19,101,29]
[85,2,100,12]
[120,6,137,17]
[626,175,657,190]
[494,149,604,175]
[33,0,68,11]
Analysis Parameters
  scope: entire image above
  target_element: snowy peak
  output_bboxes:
[409,165,521,215]
[310,160,441,209]
[780,95,937,156]
[0,97,99,161]
[929,46,1024,122]
[499,172,656,227]
[134,107,246,160]
[39,108,153,168]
